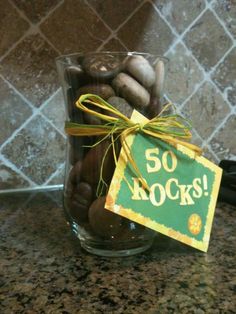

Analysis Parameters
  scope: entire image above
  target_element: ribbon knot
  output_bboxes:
[136,122,146,132]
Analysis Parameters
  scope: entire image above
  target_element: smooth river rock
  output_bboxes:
[107,96,133,118]
[125,55,155,88]
[83,53,123,80]
[112,72,150,109]
[77,83,115,100]
[81,140,115,186]
[88,196,124,238]
[68,182,93,223]
[152,60,165,99]
[77,84,115,125]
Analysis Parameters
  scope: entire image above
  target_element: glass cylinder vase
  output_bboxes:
[56,52,167,257]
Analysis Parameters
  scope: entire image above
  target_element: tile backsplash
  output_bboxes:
[0,0,235,191]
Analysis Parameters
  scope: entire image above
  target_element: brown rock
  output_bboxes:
[125,55,155,88]
[66,88,81,122]
[147,96,163,119]
[68,160,82,185]
[107,96,133,118]
[64,65,86,90]
[66,182,93,223]
[68,137,84,165]
[77,84,115,124]
[81,140,115,187]
[77,84,115,100]
[83,53,123,80]
[112,72,150,109]
[88,196,123,237]
[152,60,165,99]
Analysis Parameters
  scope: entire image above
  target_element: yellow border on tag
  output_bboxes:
[105,110,222,252]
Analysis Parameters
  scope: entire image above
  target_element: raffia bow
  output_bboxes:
[65,94,202,194]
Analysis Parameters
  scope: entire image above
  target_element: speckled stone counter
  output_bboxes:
[0,189,235,314]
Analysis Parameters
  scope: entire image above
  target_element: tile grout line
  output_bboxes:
[205,111,232,145]
[38,87,62,111]
[203,145,220,163]
[0,0,39,63]
[180,39,234,110]
[209,2,236,44]
[0,111,63,157]
[36,0,65,27]
[85,0,117,35]
[115,0,151,34]
[86,0,148,54]
[8,0,35,24]
[89,0,148,35]
[8,0,62,55]
[37,28,62,55]
[180,79,206,110]
[163,93,220,163]
[0,27,32,63]
[43,162,65,186]
[152,2,207,59]
[8,0,64,30]
[0,112,37,152]
[0,74,36,112]
[0,154,37,186]
[85,1,142,55]
[39,111,66,139]
[208,44,235,77]
[37,88,67,138]
[96,34,118,52]
[152,0,208,45]
[97,36,129,52]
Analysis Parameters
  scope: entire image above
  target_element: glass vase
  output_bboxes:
[56,52,167,257]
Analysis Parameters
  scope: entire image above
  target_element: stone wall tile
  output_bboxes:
[2,115,66,185]
[182,82,231,138]
[0,0,29,57]
[40,0,110,54]
[0,77,32,145]
[184,10,232,70]
[13,0,61,24]
[0,33,59,107]
[118,2,175,55]
[212,47,236,105]
[154,0,205,34]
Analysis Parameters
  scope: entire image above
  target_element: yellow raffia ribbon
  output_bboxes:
[65,94,202,193]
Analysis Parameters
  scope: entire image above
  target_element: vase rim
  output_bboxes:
[55,51,169,65]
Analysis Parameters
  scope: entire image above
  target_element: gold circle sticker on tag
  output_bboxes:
[188,214,202,235]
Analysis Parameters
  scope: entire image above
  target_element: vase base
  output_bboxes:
[70,220,155,257]
[80,240,153,257]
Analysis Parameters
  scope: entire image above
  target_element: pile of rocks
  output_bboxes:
[62,53,165,243]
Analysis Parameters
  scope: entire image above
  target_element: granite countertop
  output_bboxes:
[0,189,235,314]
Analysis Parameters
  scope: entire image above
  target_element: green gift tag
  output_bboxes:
[105,110,222,252]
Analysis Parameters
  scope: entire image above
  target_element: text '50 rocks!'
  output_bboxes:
[132,147,209,207]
